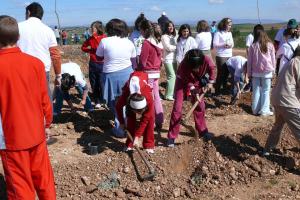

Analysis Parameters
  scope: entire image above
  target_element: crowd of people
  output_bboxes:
[0,2,299,199]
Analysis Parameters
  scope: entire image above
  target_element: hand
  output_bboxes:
[133,137,140,147]
[55,75,62,86]
[80,99,86,106]
[119,123,125,130]
[196,93,201,102]
[71,107,77,113]
[45,128,51,139]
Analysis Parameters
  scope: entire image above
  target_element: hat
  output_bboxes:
[162,11,166,16]
[287,19,298,29]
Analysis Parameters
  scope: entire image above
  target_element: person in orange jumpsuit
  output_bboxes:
[0,15,56,200]
[116,71,155,153]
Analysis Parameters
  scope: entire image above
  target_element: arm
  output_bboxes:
[81,39,91,53]
[138,41,150,70]
[213,32,223,48]
[49,46,62,86]
[247,46,253,78]
[80,85,89,105]
[161,35,176,52]
[116,84,130,125]
[270,44,276,72]
[96,40,104,60]
[38,61,53,128]
[229,32,234,48]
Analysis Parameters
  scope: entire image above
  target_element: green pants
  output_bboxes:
[164,62,177,99]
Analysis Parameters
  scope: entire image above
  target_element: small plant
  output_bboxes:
[269,178,278,185]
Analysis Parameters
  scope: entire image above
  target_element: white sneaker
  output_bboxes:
[95,104,101,109]
[145,148,154,154]
[260,111,274,116]
[123,147,133,152]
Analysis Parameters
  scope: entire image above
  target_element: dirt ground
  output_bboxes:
[0,46,299,200]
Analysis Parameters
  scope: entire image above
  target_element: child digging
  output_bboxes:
[167,49,216,147]
[116,71,155,153]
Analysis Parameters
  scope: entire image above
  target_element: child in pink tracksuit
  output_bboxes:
[138,19,164,130]
[167,49,216,147]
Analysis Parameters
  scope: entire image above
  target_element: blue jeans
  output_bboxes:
[227,64,243,97]
[53,86,93,114]
[252,77,272,115]
[89,61,103,104]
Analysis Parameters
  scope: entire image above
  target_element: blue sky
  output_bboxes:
[1,0,300,26]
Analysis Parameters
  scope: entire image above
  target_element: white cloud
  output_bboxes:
[150,5,161,12]
[208,0,224,4]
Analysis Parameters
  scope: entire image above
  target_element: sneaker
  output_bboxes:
[262,149,270,156]
[203,132,214,141]
[167,138,175,147]
[260,111,274,116]
[95,104,101,109]
[123,146,133,152]
[145,148,154,154]
[165,97,175,101]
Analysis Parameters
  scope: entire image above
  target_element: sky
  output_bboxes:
[1,0,300,27]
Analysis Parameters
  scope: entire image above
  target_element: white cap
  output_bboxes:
[162,11,166,16]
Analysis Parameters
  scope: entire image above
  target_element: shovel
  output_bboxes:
[124,129,156,181]
[180,92,206,137]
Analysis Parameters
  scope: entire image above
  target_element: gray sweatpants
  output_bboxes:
[265,106,300,150]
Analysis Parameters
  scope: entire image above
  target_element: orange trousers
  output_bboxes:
[0,141,56,200]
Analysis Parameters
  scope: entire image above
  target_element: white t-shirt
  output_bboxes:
[176,36,197,64]
[213,31,234,57]
[61,62,86,88]
[276,38,300,74]
[226,56,247,80]
[96,36,137,73]
[274,27,286,48]
[54,28,60,38]
[245,33,254,47]
[161,34,177,63]
[18,17,57,72]
[195,32,212,51]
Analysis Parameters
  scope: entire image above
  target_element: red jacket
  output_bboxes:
[116,71,154,137]
[81,33,106,63]
[176,55,216,94]
[138,39,163,72]
[0,47,52,150]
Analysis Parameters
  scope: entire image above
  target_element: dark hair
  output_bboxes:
[126,93,147,115]
[105,18,128,38]
[26,2,44,20]
[134,13,146,31]
[91,21,104,35]
[140,19,162,42]
[184,49,205,69]
[177,24,192,42]
[292,45,300,58]
[253,24,272,54]
[0,15,19,47]
[217,18,232,31]
[163,21,176,36]
[196,20,210,33]
[61,73,76,91]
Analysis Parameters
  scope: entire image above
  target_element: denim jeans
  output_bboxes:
[53,86,93,114]
[89,61,103,104]
[227,64,244,97]
[252,77,272,115]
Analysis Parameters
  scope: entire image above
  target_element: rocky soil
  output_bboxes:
[0,46,299,200]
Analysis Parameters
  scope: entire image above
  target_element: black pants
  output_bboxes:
[215,56,230,94]
[89,61,103,104]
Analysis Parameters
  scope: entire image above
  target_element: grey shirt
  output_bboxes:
[271,56,300,108]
